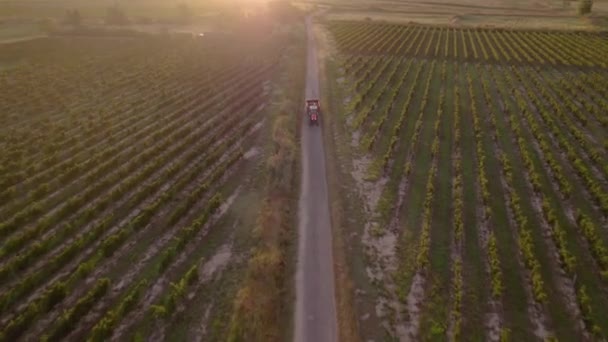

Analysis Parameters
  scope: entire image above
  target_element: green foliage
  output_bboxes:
[40,282,67,312]
[450,75,465,340]
[160,246,178,272]
[415,87,444,271]
[228,30,304,341]
[88,280,146,342]
[500,328,511,341]
[45,278,110,341]
[185,265,200,285]
[150,305,167,319]
[578,0,593,14]
[496,66,584,285]
[0,281,67,340]
[451,259,463,340]
[576,212,608,277]
[0,31,283,342]
[488,234,503,297]
[380,60,427,170]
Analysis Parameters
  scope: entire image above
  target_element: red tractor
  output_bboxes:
[306,99,320,126]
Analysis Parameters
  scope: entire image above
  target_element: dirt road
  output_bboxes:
[294,16,338,342]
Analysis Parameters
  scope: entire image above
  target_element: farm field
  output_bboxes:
[0,20,304,342]
[303,0,608,30]
[323,20,608,341]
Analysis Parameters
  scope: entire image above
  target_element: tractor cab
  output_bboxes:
[306,99,320,126]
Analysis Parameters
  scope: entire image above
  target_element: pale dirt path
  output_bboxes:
[0,35,47,45]
[293,15,338,342]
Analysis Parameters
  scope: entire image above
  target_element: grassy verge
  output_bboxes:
[318,39,362,342]
[227,21,305,342]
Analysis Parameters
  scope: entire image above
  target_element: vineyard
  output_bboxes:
[0,29,297,341]
[326,21,608,341]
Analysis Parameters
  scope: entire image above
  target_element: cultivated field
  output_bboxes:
[0,20,303,341]
[324,21,608,341]
[309,0,608,30]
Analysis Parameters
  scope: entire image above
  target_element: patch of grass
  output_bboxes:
[321,47,364,341]
[227,20,305,342]
[0,23,42,41]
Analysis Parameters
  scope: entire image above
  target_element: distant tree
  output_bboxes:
[105,5,129,25]
[578,0,593,14]
[63,9,82,27]
[38,17,58,32]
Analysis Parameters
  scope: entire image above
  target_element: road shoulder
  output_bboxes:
[314,19,362,342]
